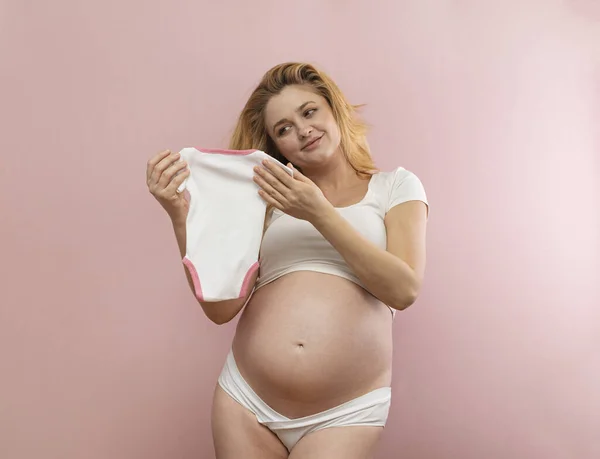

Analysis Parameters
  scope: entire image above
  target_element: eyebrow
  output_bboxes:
[272,101,316,131]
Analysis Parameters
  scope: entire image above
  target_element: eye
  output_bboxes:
[278,125,290,136]
[304,108,317,117]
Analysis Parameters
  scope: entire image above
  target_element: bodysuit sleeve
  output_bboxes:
[386,167,429,217]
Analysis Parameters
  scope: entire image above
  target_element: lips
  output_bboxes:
[302,135,323,150]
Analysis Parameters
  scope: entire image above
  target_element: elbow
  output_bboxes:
[207,310,238,325]
[385,270,424,311]
[396,274,424,310]
[389,288,420,312]
[199,302,237,326]
[209,314,234,325]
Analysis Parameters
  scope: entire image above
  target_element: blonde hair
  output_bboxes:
[229,62,378,177]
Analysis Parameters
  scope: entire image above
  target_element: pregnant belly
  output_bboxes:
[231,271,394,419]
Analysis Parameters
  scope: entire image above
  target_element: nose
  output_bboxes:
[299,124,313,138]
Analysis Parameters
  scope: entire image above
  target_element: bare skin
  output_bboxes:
[232,273,393,419]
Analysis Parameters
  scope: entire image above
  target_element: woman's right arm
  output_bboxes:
[147,149,263,325]
[170,214,261,325]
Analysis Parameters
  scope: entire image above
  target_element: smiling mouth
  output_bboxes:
[302,135,323,150]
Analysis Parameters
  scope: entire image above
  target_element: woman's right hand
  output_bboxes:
[146,149,191,221]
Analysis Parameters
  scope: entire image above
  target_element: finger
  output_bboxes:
[255,165,289,195]
[253,174,287,204]
[164,166,191,195]
[261,159,295,187]
[158,158,188,189]
[155,151,181,172]
[151,151,181,185]
[258,189,284,211]
[146,149,172,183]
[287,163,310,183]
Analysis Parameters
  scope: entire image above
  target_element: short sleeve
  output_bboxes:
[387,167,429,216]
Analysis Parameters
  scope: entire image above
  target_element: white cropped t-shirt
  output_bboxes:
[255,167,429,317]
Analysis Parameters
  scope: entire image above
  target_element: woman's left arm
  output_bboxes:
[254,160,428,311]
[311,201,428,311]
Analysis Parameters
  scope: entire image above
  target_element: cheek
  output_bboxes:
[273,135,298,156]
[326,119,341,144]
[319,111,338,136]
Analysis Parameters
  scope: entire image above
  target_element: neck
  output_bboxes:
[301,152,362,192]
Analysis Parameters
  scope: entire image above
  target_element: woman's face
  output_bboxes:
[264,85,341,169]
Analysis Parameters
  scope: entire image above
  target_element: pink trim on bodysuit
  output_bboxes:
[180,147,261,301]
[239,261,259,298]
[195,148,258,155]
[183,256,204,301]
[182,257,260,301]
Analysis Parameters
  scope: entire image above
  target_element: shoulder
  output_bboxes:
[371,167,428,214]
[373,166,423,184]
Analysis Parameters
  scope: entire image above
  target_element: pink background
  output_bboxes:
[1,1,599,458]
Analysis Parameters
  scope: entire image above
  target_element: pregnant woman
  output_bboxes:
[146,62,429,459]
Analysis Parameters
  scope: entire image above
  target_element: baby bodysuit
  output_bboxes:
[176,147,293,302]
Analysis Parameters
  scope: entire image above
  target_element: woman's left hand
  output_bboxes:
[253,159,333,223]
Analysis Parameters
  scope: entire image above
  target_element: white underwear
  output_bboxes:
[177,147,292,302]
[217,348,392,452]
